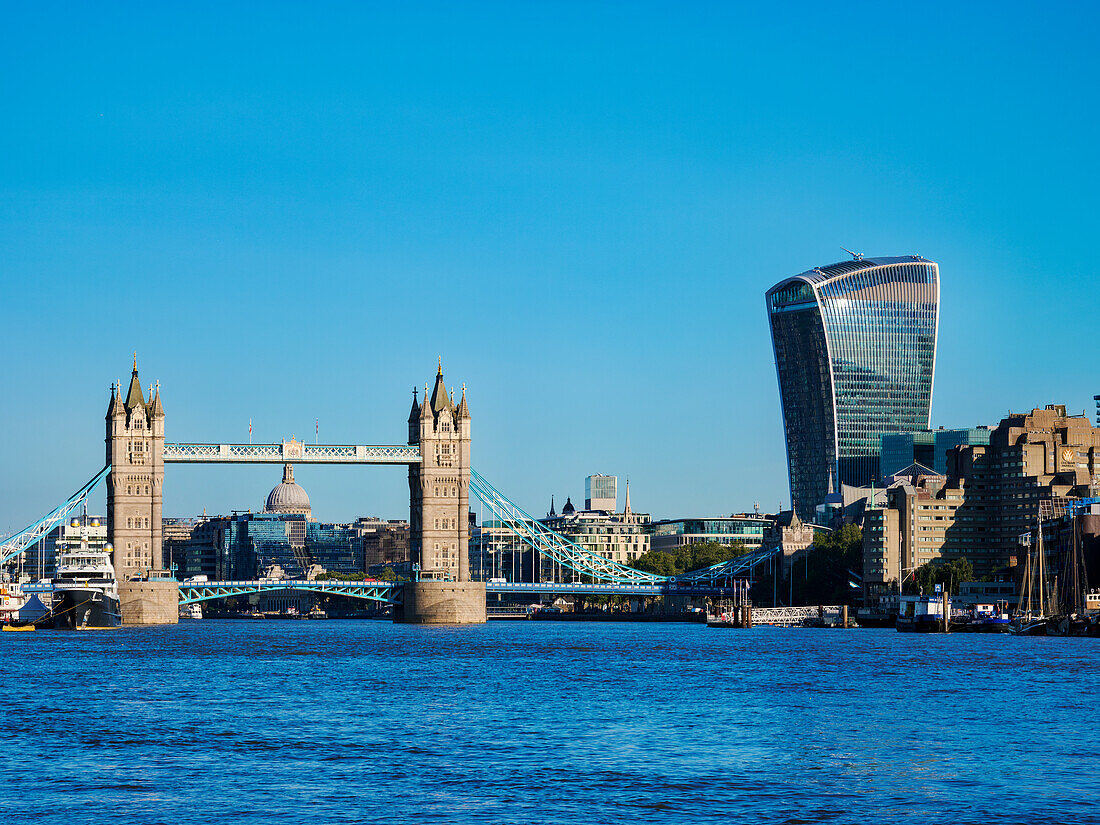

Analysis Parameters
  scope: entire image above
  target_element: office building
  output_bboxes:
[880,427,992,477]
[585,475,617,512]
[647,516,770,553]
[767,255,939,521]
[359,517,411,571]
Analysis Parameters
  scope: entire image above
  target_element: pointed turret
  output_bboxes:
[106,383,124,419]
[430,360,450,414]
[408,387,420,424]
[125,358,144,409]
[549,495,556,518]
[457,384,470,419]
[150,381,164,418]
[420,383,433,421]
[623,480,632,515]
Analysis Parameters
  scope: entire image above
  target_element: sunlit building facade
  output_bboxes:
[767,256,939,521]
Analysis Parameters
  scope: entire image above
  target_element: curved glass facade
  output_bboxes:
[767,256,939,521]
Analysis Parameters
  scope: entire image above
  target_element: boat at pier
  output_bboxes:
[1010,514,1050,636]
[951,604,1010,632]
[896,594,948,632]
[46,544,121,629]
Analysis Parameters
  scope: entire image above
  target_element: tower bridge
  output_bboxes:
[1,357,783,625]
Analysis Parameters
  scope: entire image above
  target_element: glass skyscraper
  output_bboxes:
[766,256,939,521]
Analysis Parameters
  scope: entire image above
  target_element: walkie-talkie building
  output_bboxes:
[766,256,939,522]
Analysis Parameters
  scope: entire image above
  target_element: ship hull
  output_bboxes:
[50,589,122,629]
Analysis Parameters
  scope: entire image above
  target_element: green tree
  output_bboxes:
[630,550,679,577]
[908,557,973,595]
[782,525,863,606]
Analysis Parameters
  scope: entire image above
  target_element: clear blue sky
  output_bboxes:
[2,1,1099,532]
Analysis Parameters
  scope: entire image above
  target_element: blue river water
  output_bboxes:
[2,620,1098,824]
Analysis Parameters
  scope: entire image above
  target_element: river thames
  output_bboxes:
[2,621,1098,824]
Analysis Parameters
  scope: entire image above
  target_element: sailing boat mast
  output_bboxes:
[1019,522,1034,618]
[1037,512,1046,618]
[1070,513,1083,615]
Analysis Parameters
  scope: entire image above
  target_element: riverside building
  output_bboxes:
[862,405,1100,607]
[766,255,939,521]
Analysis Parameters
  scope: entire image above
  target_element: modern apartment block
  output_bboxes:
[767,255,939,521]
[862,465,964,607]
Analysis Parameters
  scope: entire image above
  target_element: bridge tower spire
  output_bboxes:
[106,357,165,578]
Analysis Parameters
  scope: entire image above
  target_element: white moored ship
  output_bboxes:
[50,544,122,629]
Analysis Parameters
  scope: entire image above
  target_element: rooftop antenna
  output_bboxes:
[840,246,863,261]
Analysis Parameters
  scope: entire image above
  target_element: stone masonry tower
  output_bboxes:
[106,357,165,578]
[408,361,471,581]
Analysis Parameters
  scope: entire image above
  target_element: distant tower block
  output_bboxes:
[106,357,165,578]
[408,361,471,581]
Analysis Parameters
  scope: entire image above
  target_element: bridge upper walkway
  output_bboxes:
[162,443,421,464]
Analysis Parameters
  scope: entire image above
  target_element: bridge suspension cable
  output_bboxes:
[0,465,111,567]
[670,544,783,586]
[469,469,668,584]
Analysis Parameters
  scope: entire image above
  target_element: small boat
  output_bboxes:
[896,594,948,632]
[2,623,36,632]
[952,602,1010,633]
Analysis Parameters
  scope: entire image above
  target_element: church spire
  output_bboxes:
[623,480,632,515]
[549,495,556,518]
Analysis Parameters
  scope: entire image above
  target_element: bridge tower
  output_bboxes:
[399,361,484,624]
[408,361,471,581]
[106,357,165,578]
